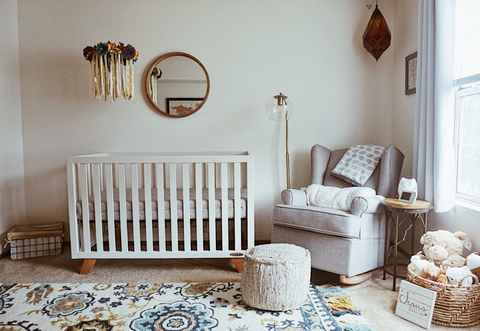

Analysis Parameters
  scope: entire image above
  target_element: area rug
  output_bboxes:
[0,282,371,331]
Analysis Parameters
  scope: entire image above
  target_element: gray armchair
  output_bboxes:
[271,144,404,283]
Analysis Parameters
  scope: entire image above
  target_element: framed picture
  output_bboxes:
[396,280,437,329]
[166,98,203,116]
[405,52,418,95]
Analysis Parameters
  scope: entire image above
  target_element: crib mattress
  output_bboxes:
[76,188,247,221]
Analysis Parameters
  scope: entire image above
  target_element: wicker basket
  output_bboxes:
[7,223,64,260]
[407,264,480,328]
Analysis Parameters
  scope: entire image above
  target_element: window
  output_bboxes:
[455,87,480,206]
[453,0,480,208]
[453,0,480,86]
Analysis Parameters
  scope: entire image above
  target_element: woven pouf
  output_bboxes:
[241,243,311,311]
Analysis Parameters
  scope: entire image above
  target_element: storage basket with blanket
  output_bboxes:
[407,264,480,328]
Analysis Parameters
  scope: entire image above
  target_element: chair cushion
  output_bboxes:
[272,204,383,239]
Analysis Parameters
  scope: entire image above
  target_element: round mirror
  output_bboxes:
[145,52,210,117]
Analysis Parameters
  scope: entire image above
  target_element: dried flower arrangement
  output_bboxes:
[83,42,139,101]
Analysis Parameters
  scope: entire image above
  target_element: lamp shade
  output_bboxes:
[362,5,391,61]
[266,93,293,121]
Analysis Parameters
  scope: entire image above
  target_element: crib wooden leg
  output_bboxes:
[80,259,97,274]
[231,258,244,273]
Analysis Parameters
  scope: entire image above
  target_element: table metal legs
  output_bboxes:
[383,208,428,291]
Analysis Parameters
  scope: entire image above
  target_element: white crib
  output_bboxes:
[67,152,254,274]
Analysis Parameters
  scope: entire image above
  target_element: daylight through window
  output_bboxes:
[454,0,480,208]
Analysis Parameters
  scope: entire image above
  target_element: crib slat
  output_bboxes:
[170,164,179,252]
[234,162,241,251]
[131,164,141,252]
[156,164,166,251]
[79,164,91,252]
[118,164,128,252]
[105,164,116,252]
[182,163,191,252]
[86,166,92,198]
[144,164,153,252]
[221,162,228,251]
[247,157,255,248]
[67,159,80,258]
[208,163,215,251]
[92,164,104,252]
[195,163,203,251]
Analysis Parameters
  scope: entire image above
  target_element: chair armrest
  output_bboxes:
[281,189,307,206]
[351,195,385,217]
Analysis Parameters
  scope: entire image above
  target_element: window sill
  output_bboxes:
[455,199,480,212]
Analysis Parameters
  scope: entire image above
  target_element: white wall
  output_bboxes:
[0,1,27,254]
[15,0,395,241]
[392,0,418,178]
[392,1,479,253]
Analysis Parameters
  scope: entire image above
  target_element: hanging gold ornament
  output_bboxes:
[83,41,139,101]
[362,5,391,61]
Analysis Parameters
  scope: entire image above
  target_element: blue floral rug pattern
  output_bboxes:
[0,282,370,330]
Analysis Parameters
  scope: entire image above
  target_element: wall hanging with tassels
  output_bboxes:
[83,42,139,101]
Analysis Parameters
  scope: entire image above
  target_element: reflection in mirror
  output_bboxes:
[146,52,210,117]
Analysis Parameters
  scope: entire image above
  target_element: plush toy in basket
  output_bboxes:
[410,229,473,285]
[467,252,480,278]
[407,229,480,328]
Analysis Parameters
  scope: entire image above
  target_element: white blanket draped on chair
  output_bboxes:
[303,184,376,211]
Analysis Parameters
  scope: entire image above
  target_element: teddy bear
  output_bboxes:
[410,255,443,281]
[442,254,467,268]
[419,230,468,266]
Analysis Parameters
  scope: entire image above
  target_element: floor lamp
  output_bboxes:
[266,93,294,189]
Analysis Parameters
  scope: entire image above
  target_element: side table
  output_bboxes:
[382,198,431,291]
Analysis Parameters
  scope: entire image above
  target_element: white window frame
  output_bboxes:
[454,84,480,210]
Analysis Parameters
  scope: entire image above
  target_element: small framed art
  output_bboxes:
[166,98,203,116]
[405,52,417,95]
[395,280,436,329]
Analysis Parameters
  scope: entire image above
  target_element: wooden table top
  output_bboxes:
[383,198,431,210]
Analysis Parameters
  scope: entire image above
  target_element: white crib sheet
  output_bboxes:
[76,188,247,221]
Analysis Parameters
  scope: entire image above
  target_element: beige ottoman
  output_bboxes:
[241,243,311,311]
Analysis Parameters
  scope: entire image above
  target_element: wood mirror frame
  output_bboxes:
[145,52,210,118]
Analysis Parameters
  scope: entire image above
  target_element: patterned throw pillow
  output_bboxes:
[331,145,385,186]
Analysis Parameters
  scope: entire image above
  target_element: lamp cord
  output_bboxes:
[109,0,127,42]
[388,222,414,258]
[367,0,378,9]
